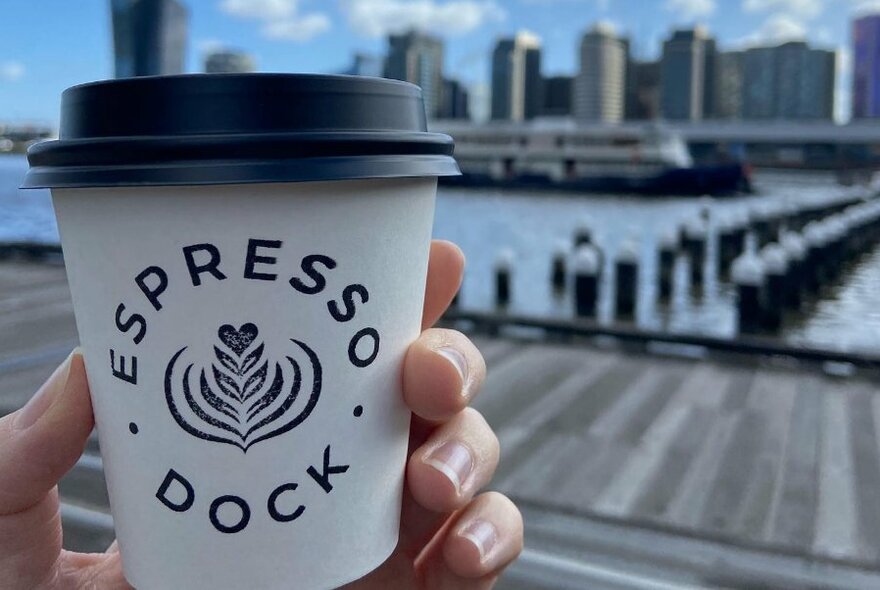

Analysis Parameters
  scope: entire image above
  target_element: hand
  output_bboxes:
[0,240,523,590]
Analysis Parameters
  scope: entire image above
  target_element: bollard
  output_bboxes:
[573,245,600,318]
[682,217,707,287]
[658,228,677,302]
[551,242,567,292]
[615,240,639,321]
[802,222,827,295]
[574,223,593,247]
[760,244,788,332]
[780,231,807,309]
[732,251,766,335]
[494,249,513,309]
[717,217,738,279]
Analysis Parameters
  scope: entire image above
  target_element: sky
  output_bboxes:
[1,0,879,125]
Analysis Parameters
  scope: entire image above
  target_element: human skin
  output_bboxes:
[0,240,523,590]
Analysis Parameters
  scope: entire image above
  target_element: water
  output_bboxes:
[3,154,879,353]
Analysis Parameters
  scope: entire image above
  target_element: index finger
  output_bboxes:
[422,240,465,330]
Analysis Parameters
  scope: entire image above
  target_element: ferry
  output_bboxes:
[433,120,752,196]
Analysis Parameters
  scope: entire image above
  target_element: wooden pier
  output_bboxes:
[2,259,880,588]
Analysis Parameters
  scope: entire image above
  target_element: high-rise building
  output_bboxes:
[440,79,470,120]
[742,42,835,120]
[111,0,188,78]
[490,32,543,121]
[542,75,573,117]
[853,14,880,119]
[625,61,661,120]
[660,27,716,121]
[384,31,444,119]
[204,50,256,74]
[342,53,383,78]
[713,51,743,120]
[574,23,626,123]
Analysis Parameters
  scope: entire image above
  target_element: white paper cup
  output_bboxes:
[24,74,460,590]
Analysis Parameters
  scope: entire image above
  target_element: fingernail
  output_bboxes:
[14,350,77,431]
[437,346,468,392]
[424,440,473,495]
[459,519,498,562]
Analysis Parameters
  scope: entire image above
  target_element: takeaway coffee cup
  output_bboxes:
[23,74,459,589]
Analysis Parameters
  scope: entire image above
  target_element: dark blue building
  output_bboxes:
[111,0,188,78]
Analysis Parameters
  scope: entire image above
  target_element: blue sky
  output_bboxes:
[0,0,877,124]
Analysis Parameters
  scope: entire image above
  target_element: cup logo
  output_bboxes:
[164,323,322,452]
[108,240,386,534]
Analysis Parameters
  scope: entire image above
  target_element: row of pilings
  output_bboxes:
[479,189,878,336]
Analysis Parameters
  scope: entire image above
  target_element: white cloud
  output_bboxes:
[262,13,331,41]
[736,13,808,46]
[220,0,295,20]
[0,61,24,81]
[664,0,716,19]
[851,0,880,15]
[342,0,506,38]
[742,0,822,19]
[219,0,330,42]
[196,38,226,54]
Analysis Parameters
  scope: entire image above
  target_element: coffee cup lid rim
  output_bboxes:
[23,73,459,189]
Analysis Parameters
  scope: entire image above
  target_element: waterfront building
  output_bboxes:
[111,0,188,78]
[742,42,835,121]
[542,75,573,117]
[490,32,543,121]
[660,27,716,121]
[204,50,255,74]
[713,51,743,120]
[574,23,626,123]
[853,13,880,119]
[440,79,470,120]
[625,60,661,121]
[385,31,444,119]
[341,53,383,78]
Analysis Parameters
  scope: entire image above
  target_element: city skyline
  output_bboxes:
[0,0,875,124]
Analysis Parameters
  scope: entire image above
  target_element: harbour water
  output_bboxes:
[3,154,878,353]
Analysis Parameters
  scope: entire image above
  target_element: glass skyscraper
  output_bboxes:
[111,0,188,78]
[853,14,880,119]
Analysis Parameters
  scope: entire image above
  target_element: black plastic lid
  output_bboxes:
[22,73,459,189]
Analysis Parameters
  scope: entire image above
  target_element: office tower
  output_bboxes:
[384,31,444,119]
[542,75,573,117]
[660,27,716,120]
[440,79,470,119]
[743,42,835,120]
[490,32,543,121]
[204,50,256,74]
[574,23,626,123]
[853,13,880,119]
[625,61,661,120]
[111,0,188,78]
[713,51,743,120]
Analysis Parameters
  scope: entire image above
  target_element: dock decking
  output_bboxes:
[2,260,880,588]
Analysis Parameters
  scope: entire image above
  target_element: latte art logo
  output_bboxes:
[107,239,385,534]
[164,323,322,452]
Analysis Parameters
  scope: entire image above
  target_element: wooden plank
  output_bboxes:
[665,413,740,528]
[58,455,109,512]
[766,378,821,551]
[494,353,619,481]
[476,339,522,366]
[814,387,861,560]
[494,356,640,489]
[848,388,880,561]
[628,405,715,520]
[475,345,592,427]
[734,371,798,539]
[699,410,767,534]
[592,402,693,517]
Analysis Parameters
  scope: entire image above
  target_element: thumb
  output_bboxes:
[0,349,94,515]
